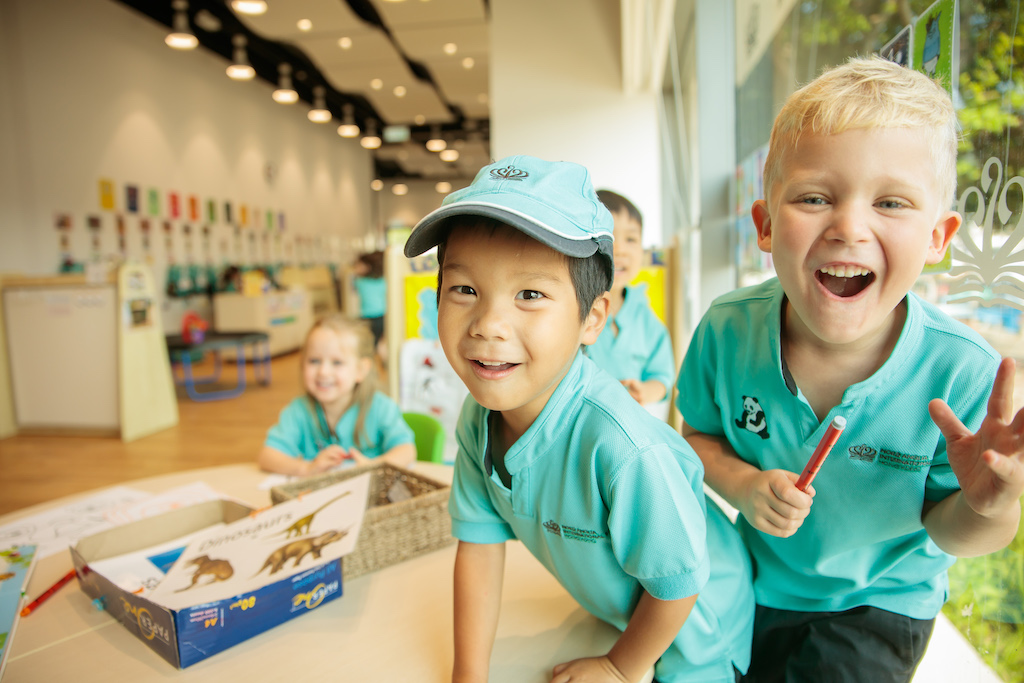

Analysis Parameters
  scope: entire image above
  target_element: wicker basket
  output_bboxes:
[270,461,455,579]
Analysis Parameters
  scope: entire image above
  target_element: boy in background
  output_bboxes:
[678,56,1024,682]
[586,190,675,419]
[405,156,753,683]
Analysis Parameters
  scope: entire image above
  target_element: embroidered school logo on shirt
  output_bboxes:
[847,444,928,471]
[734,395,770,439]
[848,444,877,462]
[542,520,606,544]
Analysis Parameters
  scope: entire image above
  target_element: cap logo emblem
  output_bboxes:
[490,165,529,181]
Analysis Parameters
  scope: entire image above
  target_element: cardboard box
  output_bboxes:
[71,499,343,668]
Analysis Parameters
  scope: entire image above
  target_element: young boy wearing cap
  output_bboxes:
[677,57,1024,682]
[405,155,754,683]
[586,189,675,418]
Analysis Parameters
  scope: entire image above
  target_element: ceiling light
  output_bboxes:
[370,78,383,90]
[425,125,446,152]
[443,43,457,55]
[462,57,475,69]
[414,114,426,125]
[297,19,312,31]
[435,181,452,194]
[371,179,384,191]
[165,0,198,50]
[226,34,255,80]
[338,36,352,49]
[230,0,267,15]
[439,149,460,162]
[392,183,409,196]
[307,85,331,123]
[272,63,299,104]
[360,120,381,149]
[393,85,406,98]
[337,103,360,138]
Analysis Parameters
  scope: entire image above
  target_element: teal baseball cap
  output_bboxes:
[404,155,614,269]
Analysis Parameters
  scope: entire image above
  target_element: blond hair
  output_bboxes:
[762,56,958,208]
[301,313,378,451]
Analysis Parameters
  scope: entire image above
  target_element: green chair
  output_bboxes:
[402,412,445,463]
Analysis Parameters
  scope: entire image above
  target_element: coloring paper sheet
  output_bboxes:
[0,487,149,559]
[148,475,370,610]
[0,545,38,679]
[102,482,228,525]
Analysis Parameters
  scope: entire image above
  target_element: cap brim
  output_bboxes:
[405,201,606,259]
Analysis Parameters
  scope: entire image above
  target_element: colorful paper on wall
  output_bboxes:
[98,179,115,210]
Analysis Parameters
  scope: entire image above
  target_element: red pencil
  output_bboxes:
[20,569,77,617]
[796,416,847,492]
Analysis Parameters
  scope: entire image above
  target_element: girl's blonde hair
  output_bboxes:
[301,313,378,451]
[762,56,958,209]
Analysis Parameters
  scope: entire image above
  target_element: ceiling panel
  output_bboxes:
[373,0,488,30]
[234,0,368,36]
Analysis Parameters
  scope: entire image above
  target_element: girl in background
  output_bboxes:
[258,314,415,476]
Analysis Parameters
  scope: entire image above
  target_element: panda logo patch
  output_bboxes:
[735,396,770,439]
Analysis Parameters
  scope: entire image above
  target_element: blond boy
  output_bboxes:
[678,57,1024,682]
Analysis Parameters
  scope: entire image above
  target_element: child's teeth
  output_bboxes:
[479,361,505,366]
[820,266,870,278]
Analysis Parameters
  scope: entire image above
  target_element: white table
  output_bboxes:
[2,463,647,682]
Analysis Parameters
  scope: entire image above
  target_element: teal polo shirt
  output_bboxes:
[585,283,675,396]
[265,392,414,459]
[677,278,1000,619]
[450,352,754,682]
[354,276,387,319]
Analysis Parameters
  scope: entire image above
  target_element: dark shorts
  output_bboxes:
[364,316,384,345]
[740,604,935,683]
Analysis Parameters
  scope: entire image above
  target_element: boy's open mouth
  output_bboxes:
[817,266,875,298]
[474,359,518,372]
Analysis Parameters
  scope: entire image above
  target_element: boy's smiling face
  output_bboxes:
[753,126,960,349]
[438,223,607,436]
[611,209,643,294]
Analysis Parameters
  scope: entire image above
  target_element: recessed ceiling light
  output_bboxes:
[392,184,409,196]
[439,149,460,162]
[443,43,457,55]
[435,181,452,194]
[370,78,383,90]
[462,57,475,69]
[414,114,426,125]
[371,179,384,191]
[297,19,313,31]
[393,85,407,97]
[230,0,267,16]
[338,36,352,49]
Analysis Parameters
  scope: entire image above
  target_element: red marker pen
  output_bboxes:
[796,416,846,492]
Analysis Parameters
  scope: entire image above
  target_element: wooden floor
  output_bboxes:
[0,352,307,516]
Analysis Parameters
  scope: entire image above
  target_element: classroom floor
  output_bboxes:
[0,351,308,516]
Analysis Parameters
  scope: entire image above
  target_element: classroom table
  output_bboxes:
[1,463,653,682]
[165,331,271,401]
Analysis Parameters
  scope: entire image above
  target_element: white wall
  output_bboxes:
[490,0,663,246]
[0,0,375,277]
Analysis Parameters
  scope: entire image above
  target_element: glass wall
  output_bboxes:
[725,1,1023,680]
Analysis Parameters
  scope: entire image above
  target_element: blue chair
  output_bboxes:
[402,412,445,463]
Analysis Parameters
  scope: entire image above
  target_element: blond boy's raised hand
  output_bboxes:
[929,357,1024,519]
